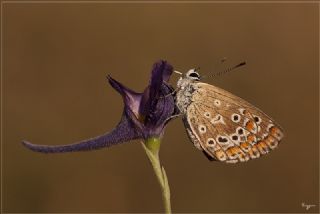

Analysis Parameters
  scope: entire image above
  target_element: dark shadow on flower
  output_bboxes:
[22,60,179,153]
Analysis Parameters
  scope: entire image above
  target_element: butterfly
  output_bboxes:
[174,66,284,163]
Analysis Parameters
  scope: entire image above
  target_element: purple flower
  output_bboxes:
[22,60,178,153]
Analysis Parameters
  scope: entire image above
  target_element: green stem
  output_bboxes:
[141,138,172,214]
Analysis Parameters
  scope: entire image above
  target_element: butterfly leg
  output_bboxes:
[158,85,182,99]
[158,90,177,99]
[164,112,183,124]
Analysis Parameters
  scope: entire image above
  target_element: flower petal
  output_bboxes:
[138,60,176,138]
[107,75,142,118]
[21,112,142,153]
[144,83,176,137]
[152,60,174,83]
[139,60,174,120]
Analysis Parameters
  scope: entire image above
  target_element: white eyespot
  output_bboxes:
[214,99,221,106]
[230,134,241,144]
[239,108,246,115]
[198,125,207,134]
[216,135,229,144]
[231,113,241,123]
[236,127,245,136]
[268,140,278,150]
[204,112,211,118]
[277,131,284,140]
[253,115,262,124]
[210,114,225,125]
[206,138,216,146]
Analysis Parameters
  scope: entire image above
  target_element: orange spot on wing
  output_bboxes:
[250,145,260,158]
[247,134,256,144]
[231,146,241,154]
[257,141,269,154]
[225,149,232,156]
[232,146,249,162]
[265,135,278,149]
[270,127,278,135]
[214,150,227,161]
[226,147,237,159]
[246,121,255,131]
[271,127,284,140]
[240,142,251,151]
[265,136,275,144]
[265,135,274,142]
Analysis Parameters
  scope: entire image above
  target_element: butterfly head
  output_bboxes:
[175,68,201,89]
[185,68,201,81]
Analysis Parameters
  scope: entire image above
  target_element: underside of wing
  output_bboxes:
[184,82,284,164]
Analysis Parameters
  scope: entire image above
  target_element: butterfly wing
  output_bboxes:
[184,82,284,163]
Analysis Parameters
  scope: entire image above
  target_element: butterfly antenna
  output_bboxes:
[210,61,246,78]
[201,57,227,79]
[213,57,227,72]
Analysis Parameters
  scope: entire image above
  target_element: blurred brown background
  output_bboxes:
[2,2,319,213]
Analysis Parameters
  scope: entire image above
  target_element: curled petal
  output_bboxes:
[139,60,176,138]
[151,60,174,83]
[107,75,142,118]
[144,83,176,137]
[139,60,174,122]
[22,113,142,153]
[149,61,172,100]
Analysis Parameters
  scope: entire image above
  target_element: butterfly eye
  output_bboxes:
[189,72,199,77]
[187,71,200,80]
